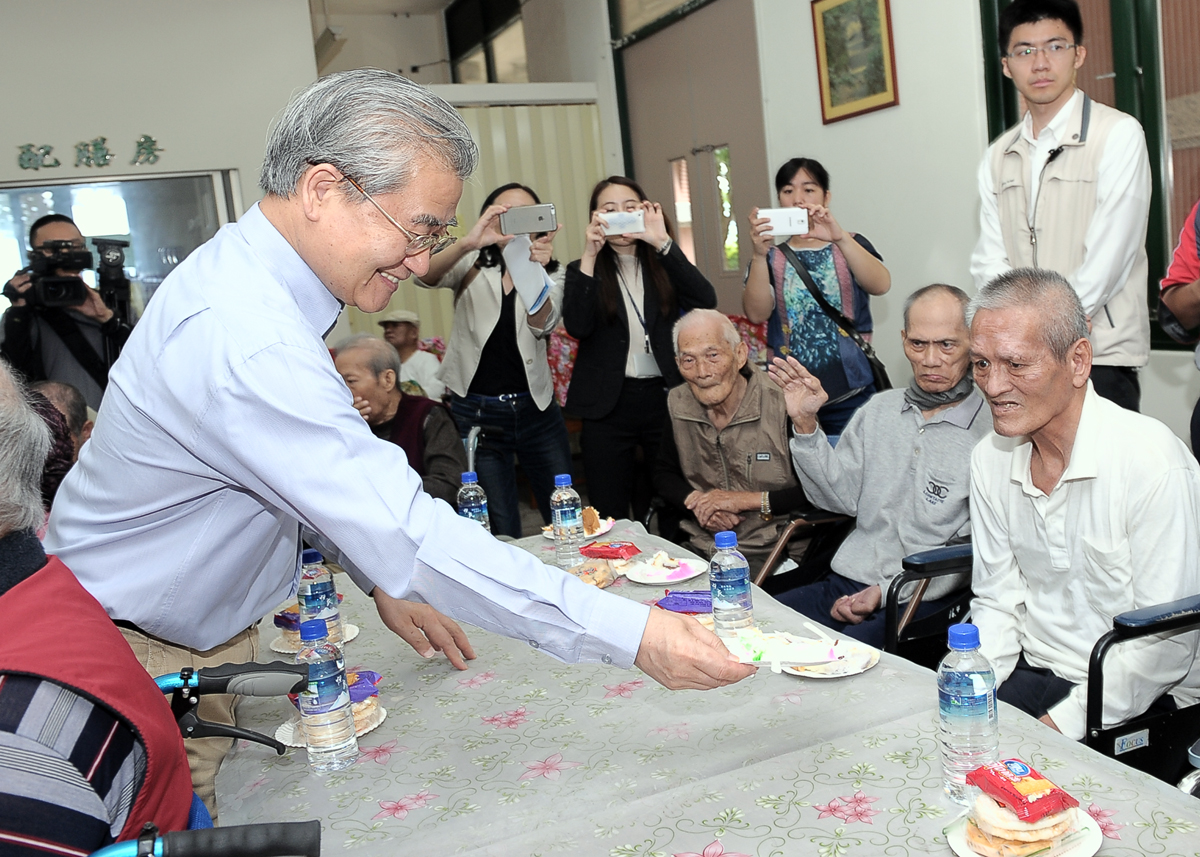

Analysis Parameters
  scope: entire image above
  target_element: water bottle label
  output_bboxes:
[300,659,350,715]
[552,508,581,527]
[299,584,339,623]
[938,688,997,722]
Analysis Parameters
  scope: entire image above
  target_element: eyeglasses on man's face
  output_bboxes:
[1006,40,1077,63]
[341,174,457,257]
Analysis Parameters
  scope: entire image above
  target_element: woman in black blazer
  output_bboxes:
[563,176,717,522]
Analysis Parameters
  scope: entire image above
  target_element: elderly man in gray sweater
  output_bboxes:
[767,284,992,646]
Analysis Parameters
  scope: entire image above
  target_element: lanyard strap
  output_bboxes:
[617,259,651,352]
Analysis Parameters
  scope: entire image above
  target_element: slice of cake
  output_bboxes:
[721,628,842,673]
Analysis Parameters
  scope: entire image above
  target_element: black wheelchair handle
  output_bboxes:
[162,820,320,857]
[195,662,308,697]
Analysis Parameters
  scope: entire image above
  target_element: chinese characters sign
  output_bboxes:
[16,135,164,170]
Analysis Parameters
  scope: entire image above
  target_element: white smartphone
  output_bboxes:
[758,207,809,237]
[601,209,645,236]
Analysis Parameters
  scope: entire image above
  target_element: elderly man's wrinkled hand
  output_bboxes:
[634,608,756,690]
[768,356,827,432]
[705,511,743,533]
[373,590,477,670]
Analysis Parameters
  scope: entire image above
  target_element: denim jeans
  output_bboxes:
[449,393,573,538]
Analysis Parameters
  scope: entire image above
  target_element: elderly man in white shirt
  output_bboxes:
[45,69,754,813]
[378,308,446,399]
[968,267,1200,742]
[969,0,1151,412]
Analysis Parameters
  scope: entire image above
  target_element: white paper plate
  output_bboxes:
[270,622,359,654]
[619,558,706,586]
[781,639,880,678]
[274,704,388,748]
[542,518,616,540]
[945,808,1100,857]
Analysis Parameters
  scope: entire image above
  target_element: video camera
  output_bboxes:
[3,238,131,312]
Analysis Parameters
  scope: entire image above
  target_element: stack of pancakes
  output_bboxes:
[966,793,1076,857]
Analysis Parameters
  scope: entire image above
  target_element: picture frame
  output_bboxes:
[811,0,899,124]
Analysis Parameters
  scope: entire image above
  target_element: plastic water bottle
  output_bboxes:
[550,474,583,569]
[709,531,754,637]
[457,471,492,532]
[295,619,358,772]
[937,624,999,805]
[297,549,343,645]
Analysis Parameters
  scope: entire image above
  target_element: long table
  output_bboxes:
[216,521,1200,854]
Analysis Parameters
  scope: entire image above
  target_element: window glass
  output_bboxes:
[670,157,696,264]
[0,174,224,317]
[454,47,487,84]
[491,19,528,83]
[713,146,739,272]
[617,0,692,37]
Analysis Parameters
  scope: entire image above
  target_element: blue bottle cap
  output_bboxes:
[301,548,323,566]
[554,474,572,487]
[948,623,980,650]
[299,619,329,642]
[462,471,477,483]
[714,531,737,549]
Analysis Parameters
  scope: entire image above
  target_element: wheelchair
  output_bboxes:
[902,544,1200,794]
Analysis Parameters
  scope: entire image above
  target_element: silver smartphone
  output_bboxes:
[601,209,645,236]
[758,207,809,236]
[499,203,557,235]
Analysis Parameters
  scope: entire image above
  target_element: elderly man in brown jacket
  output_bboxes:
[653,309,812,571]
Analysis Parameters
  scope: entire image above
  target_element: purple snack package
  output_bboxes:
[655,590,712,614]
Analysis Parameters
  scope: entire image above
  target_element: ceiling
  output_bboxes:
[312,0,452,15]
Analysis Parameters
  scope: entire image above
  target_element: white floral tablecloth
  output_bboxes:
[216,522,1200,855]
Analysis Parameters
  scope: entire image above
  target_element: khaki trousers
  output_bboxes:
[119,624,260,823]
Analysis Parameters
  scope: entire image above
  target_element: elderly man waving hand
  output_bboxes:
[769,284,992,645]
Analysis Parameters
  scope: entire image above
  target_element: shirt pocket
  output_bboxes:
[918,465,968,531]
[1080,537,1133,622]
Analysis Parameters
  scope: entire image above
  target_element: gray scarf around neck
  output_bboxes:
[904,374,974,411]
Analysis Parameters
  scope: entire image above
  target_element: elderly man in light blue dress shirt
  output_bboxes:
[45,69,754,811]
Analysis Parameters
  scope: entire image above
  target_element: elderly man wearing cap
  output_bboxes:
[379,308,445,399]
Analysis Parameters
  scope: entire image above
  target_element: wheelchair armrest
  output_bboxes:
[1112,593,1200,635]
[900,543,973,576]
[1086,593,1200,740]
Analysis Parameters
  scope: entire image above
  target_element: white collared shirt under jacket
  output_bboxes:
[970,385,1200,740]
[45,203,648,663]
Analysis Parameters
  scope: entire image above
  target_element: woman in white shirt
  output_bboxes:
[416,183,569,537]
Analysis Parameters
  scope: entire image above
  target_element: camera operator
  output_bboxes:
[0,214,133,410]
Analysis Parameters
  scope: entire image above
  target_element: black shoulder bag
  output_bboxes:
[778,243,891,391]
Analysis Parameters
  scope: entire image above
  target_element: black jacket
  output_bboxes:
[562,243,716,419]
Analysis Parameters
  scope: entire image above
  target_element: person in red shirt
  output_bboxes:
[1158,197,1200,455]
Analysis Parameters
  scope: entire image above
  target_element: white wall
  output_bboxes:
[753,0,1195,442]
[0,0,317,205]
[315,11,450,84]
[521,0,625,176]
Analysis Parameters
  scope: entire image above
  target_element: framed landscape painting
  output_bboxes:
[811,0,899,123]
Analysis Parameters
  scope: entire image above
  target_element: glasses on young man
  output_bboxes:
[341,174,457,257]
[1006,40,1077,63]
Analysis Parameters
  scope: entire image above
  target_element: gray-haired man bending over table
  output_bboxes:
[44,70,754,816]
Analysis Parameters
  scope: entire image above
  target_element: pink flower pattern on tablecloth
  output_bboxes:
[772,689,807,706]
[673,839,751,857]
[648,723,691,740]
[1086,803,1124,839]
[372,789,438,820]
[482,705,529,729]
[519,752,583,781]
[358,739,405,764]
[604,679,645,699]
[458,669,497,689]
[813,791,880,823]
